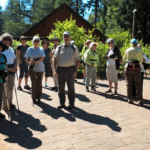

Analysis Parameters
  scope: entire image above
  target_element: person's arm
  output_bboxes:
[33,56,44,64]
[143,54,150,64]
[84,51,92,66]
[17,50,22,64]
[54,58,58,77]
[49,53,52,64]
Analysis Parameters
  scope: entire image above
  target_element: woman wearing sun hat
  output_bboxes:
[24,36,46,104]
[84,42,101,92]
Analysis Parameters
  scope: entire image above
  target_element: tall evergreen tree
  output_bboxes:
[0,4,4,35]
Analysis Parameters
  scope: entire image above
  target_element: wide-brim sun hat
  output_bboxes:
[52,37,60,42]
[89,42,98,49]
[32,35,40,44]
[84,40,92,45]
[0,41,8,52]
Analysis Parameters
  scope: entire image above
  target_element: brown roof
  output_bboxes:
[22,3,107,40]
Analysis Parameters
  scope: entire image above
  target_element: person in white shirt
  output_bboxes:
[0,33,17,111]
[132,44,150,98]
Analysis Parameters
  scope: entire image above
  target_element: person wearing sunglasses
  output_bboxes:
[17,36,31,91]
[0,41,8,118]
[50,37,60,92]
[24,36,45,104]
[84,42,101,92]
[105,38,121,94]
[42,39,52,87]
[0,33,17,111]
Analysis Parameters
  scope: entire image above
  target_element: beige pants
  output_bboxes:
[52,58,58,87]
[2,74,15,107]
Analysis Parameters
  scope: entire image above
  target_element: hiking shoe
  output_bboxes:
[105,89,112,93]
[17,85,23,91]
[68,104,74,109]
[83,78,85,82]
[91,86,96,92]
[57,104,65,109]
[55,87,58,92]
[24,85,31,90]
[128,99,133,104]
[138,100,143,106]
[51,87,57,90]
[86,87,89,92]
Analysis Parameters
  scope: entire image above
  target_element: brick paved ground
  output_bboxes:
[0,75,150,150]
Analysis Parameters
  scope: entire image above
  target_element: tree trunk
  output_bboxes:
[103,4,107,34]
[95,0,98,28]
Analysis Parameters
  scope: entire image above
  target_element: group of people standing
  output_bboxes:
[0,31,149,118]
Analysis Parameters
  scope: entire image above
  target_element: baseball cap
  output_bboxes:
[63,31,71,36]
[131,39,137,44]
[70,41,75,44]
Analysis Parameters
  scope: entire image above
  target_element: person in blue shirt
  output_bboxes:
[25,36,46,104]
[0,41,7,118]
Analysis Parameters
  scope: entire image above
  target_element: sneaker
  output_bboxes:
[91,86,96,92]
[45,83,47,87]
[128,99,133,104]
[68,104,74,109]
[24,85,31,90]
[83,78,85,82]
[86,87,89,92]
[17,85,23,91]
[57,104,65,109]
[138,100,143,106]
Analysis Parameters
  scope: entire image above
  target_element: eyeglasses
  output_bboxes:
[108,43,111,45]
[93,45,97,46]
[34,40,40,43]
[3,38,11,41]
[21,39,27,41]
[43,43,48,45]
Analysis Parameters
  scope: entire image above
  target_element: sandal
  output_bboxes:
[17,85,23,91]
[105,89,112,93]
[114,91,117,94]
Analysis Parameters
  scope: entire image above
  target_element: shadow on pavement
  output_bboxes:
[0,110,47,149]
[22,90,52,101]
[37,102,121,132]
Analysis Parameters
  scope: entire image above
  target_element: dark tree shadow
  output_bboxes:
[37,101,121,132]
[0,110,47,149]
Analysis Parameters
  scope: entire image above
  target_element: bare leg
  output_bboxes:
[114,82,118,92]
[18,78,22,86]
[25,78,28,86]
[109,81,112,91]
[45,77,48,84]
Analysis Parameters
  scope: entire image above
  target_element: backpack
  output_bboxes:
[0,54,7,83]
[58,44,75,52]
[142,55,150,70]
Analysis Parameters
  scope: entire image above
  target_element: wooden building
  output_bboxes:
[22,3,107,42]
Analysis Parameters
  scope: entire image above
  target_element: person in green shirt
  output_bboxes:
[84,42,101,92]
[123,39,143,105]
[81,40,91,82]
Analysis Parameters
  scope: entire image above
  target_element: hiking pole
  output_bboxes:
[4,83,12,121]
[14,78,19,112]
